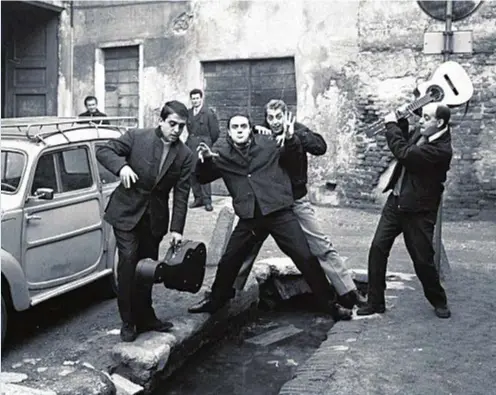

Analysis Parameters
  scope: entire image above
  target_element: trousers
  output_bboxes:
[234,197,357,295]
[367,194,447,307]
[210,208,337,309]
[113,213,162,325]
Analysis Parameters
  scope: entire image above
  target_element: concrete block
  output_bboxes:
[111,373,144,395]
[206,204,235,266]
[0,383,57,395]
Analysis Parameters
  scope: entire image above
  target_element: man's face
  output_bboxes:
[190,93,203,109]
[266,108,284,134]
[158,113,187,143]
[419,103,442,137]
[85,99,98,113]
[228,115,251,144]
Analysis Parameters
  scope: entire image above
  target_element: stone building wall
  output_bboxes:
[71,0,496,215]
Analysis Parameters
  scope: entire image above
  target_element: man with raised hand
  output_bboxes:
[187,113,351,322]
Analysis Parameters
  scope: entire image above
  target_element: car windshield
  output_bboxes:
[1,150,26,193]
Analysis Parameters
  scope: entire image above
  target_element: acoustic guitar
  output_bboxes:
[363,61,473,137]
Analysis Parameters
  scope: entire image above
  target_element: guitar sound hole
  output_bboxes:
[427,85,444,102]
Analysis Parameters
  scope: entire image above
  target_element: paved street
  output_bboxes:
[2,197,495,394]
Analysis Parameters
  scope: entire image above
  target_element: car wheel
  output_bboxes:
[1,294,7,347]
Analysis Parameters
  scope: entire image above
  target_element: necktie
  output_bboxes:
[393,135,427,196]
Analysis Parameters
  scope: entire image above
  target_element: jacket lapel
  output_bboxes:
[154,143,179,187]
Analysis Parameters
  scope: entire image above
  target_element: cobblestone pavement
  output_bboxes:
[2,196,495,395]
[278,204,496,395]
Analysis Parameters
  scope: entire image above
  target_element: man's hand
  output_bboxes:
[170,232,183,248]
[119,165,139,188]
[284,111,296,140]
[254,125,272,135]
[197,142,219,163]
[384,111,398,124]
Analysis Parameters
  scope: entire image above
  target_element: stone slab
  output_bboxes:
[206,204,235,266]
[245,324,303,347]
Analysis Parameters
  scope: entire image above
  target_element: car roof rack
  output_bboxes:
[1,116,138,144]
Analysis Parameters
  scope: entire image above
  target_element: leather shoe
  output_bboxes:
[205,203,213,212]
[120,323,137,342]
[434,305,451,319]
[188,296,227,314]
[137,318,174,333]
[332,304,353,321]
[339,289,368,309]
[189,200,204,209]
[356,303,386,316]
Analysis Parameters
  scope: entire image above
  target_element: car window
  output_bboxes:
[58,148,93,192]
[31,154,58,195]
[1,151,25,193]
[94,142,120,184]
[31,147,93,195]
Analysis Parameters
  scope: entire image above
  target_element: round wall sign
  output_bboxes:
[417,1,483,22]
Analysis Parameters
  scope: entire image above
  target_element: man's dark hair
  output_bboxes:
[160,100,189,120]
[227,113,252,129]
[84,95,98,106]
[189,89,203,98]
[435,104,451,128]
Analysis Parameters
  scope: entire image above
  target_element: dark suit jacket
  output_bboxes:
[196,134,299,219]
[186,105,220,153]
[96,127,193,237]
[384,119,452,212]
[256,121,327,199]
[78,110,110,125]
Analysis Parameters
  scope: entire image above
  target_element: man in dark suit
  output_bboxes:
[357,103,452,319]
[186,89,220,211]
[79,95,110,125]
[97,100,193,342]
[187,114,351,321]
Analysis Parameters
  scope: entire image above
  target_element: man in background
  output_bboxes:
[79,95,109,124]
[186,89,220,212]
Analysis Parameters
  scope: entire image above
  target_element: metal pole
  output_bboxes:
[435,0,453,279]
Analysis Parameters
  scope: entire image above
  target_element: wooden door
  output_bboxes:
[2,2,58,117]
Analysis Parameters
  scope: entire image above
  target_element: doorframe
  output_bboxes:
[95,39,144,127]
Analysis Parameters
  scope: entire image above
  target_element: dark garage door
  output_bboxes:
[203,58,297,134]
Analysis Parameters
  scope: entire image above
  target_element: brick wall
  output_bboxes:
[325,2,496,216]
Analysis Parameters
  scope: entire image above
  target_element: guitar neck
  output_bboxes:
[364,95,434,137]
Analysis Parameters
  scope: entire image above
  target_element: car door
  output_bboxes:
[22,145,105,290]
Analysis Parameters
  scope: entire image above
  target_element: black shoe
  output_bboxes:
[332,304,353,321]
[189,200,204,209]
[137,318,174,333]
[434,305,451,319]
[356,303,386,316]
[205,203,213,212]
[188,296,227,314]
[340,290,368,309]
[120,323,137,342]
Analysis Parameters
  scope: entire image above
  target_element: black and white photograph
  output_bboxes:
[0,0,495,394]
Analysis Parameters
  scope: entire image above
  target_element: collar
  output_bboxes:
[154,127,174,145]
[428,126,448,142]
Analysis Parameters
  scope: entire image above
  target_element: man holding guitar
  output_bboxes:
[357,102,453,319]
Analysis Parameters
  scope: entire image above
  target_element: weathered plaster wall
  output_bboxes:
[71,0,496,214]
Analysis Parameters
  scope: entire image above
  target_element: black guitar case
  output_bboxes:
[135,240,206,294]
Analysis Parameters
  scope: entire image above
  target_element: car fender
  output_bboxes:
[1,249,30,311]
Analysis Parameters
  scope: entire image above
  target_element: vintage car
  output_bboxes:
[1,116,136,345]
